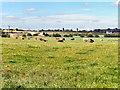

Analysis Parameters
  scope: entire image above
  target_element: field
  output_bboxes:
[2,37,118,88]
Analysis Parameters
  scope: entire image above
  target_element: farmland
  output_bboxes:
[2,37,118,88]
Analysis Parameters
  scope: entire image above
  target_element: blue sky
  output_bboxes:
[1,1,118,30]
[1,0,118,2]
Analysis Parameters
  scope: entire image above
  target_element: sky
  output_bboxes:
[1,0,118,2]
[1,1,119,30]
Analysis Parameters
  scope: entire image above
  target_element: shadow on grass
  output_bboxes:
[65,59,75,63]
[48,56,55,58]
[72,65,85,69]
[77,59,87,61]
[88,50,95,51]
[62,46,71,49]
[76,52,88,55]
[64,65,85,70]
[53,47,59,50]
[8,61,17,63]
[89,62,98,66]
[28,45,40,48]
[25,59,32,62]
[106,55,114,58]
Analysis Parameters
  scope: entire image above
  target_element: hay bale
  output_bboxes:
[83,38,88,42]
[58,40,63,42]
[100,39,103,41]
[71,38,74,40]
[90,39,94,43]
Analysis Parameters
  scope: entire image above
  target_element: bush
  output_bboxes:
[22,34,26,37]
[44,33,49,36]
[69,34,73,37]
[8,35,10,38]
[87,34,93,37]
[95,35,99,37]
[27,33,32,36]
[52,33,61,37]
[2,34,8,37]
[64,34,73,37]
[73,34,78,36]
[42,32,50,37]
[81,35,84,37]
[80,34,85,37]
[64,34,69,37]
[33,34,38,36]
[43,32,45,35]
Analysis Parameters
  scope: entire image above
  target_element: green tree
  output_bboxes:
[69,34,73,37]
[22,34,26,37]
[27,33,32,36]
[87,34,93,37]
[94,35,99,37]
[33,34,38,36]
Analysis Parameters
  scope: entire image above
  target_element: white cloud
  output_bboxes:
[24,8,35,13]
[19,16,116,25]
[83,9,91,11]
[3,14,116,25]
[2,13,117,30]
[5,16,18,19]
[112,0,120,5]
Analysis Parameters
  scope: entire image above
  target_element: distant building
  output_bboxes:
[29,32,37,35]
[106,29,120,34]
[106,31,113,34]
[38,32,44,36]
[113,29,120,33]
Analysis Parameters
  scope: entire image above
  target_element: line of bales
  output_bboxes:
[14,32,104,43]
[15,36,97,43]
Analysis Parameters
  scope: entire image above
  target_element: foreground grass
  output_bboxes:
[2,37,118,88]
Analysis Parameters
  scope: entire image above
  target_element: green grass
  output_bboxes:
[2,37,118,88]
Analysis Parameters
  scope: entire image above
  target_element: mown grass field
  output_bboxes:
[2,37,118,88]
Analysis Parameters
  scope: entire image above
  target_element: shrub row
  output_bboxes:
[2,34,10,37]
[79,34,99,37]
[104,34,120,37]
[64,34,73,37]
[24,33,99,37]
[52,33,61,37]
[23,33,39,37]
